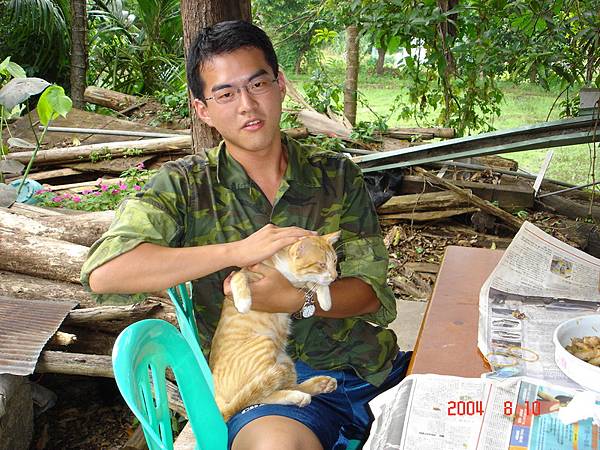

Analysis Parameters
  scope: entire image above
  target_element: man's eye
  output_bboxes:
[216,90,234,100]
[253,81,267,88]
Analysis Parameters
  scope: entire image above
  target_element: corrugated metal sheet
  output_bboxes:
[0,296,77,376]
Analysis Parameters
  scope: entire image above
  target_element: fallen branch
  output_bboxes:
[413,167,523,231]
[377,190,470,214]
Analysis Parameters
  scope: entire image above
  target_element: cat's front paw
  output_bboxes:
[234,296,252,314]
[286,391,311,407]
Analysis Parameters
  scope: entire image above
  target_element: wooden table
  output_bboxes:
[407,246,503,377]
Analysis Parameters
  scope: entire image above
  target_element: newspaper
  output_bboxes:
[366,373,600,450]
[478,221,600,386]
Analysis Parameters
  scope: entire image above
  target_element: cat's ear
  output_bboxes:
[322,231,341,245]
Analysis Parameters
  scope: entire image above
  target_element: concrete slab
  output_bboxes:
[0,375,33,450]
[388,300,428,351]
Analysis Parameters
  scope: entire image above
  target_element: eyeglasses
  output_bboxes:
[205,76,278,104]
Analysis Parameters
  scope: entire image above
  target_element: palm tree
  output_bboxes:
[2,0,71,84]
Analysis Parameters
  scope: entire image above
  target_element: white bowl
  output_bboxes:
[553,314,600,393]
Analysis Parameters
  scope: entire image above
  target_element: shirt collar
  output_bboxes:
[208,133,322,189]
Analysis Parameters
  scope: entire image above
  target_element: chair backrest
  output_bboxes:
[112,319,227,450]
[167,282,214,394]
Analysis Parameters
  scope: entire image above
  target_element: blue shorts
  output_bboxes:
[227,351,412,449]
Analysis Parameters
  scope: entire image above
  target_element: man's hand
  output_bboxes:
[223,264,303,314]
[231,224,315,268]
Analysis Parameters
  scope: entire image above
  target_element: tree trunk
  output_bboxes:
[69,0,87,109]
[376,45,386,75]
[0,229,88,283]
[0,270,94,306]
[0,208,112,247]
[344,25,359,126]
[5,135,191,165]
[83,86,139,110]
[181,0,252,154]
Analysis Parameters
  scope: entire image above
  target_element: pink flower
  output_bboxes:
[100,184,109,191]
[92,192,101,196]
[111,189,120,194]
[63,192,72,199]
[133,185,142,191]
[35,188,49,194]
[52,196,63,202]
[72,195,81,203]
[136,162,145,169]
[118,183,128,190]
[82,189,92,195]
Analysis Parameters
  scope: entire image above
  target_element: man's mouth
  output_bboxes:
[242,119,263,130]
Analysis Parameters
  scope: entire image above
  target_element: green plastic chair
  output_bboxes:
[166,283,364,450]
[166,282,214,395]
[112,319,227,450]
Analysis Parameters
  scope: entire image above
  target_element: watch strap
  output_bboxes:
[292,288,316,320]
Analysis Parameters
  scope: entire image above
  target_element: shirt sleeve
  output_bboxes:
[337,159,397,326]
[80,163,189,304]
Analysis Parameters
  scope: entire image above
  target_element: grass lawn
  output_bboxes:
[286,67,598,186]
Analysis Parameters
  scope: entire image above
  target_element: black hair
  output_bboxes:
[186,20,279,103]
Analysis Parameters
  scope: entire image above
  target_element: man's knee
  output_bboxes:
[231,416,323,450]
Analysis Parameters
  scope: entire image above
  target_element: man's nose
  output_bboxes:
[237,86,258,111]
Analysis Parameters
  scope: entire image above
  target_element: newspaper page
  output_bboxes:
[478,221,600,386]
[366,374,600,450]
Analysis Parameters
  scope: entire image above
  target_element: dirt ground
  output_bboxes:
[30,374,134,450]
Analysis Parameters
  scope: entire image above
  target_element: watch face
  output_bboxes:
[302,303,316,318]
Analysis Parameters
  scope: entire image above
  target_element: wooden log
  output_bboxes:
[56,326,118,355]
[5,135,192,165]
[83,86,139,111]
[5,168,82,183]
[36,351,114,377]
[378,207,479,223]
[282,127,309,140]
[36,350,186,417]
[537,194,600,220]
[0,270,94,306]
[404,262,440,274]
[6,202,67,218]
[66,301,160,324]
[399,174,534,210]
[174,422,195,450]
[0,208,112,247]
[49,331,77,346]
[385,127,455,139]
[377,190,469,214]
[123,426,149,450]
[0,228,88,283]
[296,110,352,139]
[413,167,524,231]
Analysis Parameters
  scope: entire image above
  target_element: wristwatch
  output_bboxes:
[292,289,316,319]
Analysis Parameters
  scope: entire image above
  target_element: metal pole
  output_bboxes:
[40,126,189,138]
[536,180,600,198]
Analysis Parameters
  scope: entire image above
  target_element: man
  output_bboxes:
[82,20,411,450]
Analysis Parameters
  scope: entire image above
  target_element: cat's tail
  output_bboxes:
[216,363,293,421]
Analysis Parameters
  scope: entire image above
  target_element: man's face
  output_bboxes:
[193,47,286,155]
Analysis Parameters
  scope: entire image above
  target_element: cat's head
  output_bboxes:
[286,231,340,285]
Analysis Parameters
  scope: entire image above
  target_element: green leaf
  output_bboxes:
[37,85,72,126]
[0,78,50,110]
[0,57,26,79]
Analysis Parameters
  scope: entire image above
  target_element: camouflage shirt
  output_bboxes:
[81,134,399,386]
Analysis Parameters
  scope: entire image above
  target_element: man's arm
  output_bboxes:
[223,264,379,317]
[88,224,315,294]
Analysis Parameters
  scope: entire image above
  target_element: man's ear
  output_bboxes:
[277,70,287,100]
[193,98,214,127]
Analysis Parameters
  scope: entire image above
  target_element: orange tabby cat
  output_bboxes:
[209,231,340,421]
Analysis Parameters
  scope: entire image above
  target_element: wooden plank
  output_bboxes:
[377,190,469,214]
[173,423,196,450]
[2,108,188,149]
[399,174,534,210]
[379,207,479,222]
[64,155,156,174]
[408,247,501,377]
[414,167,523,231]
